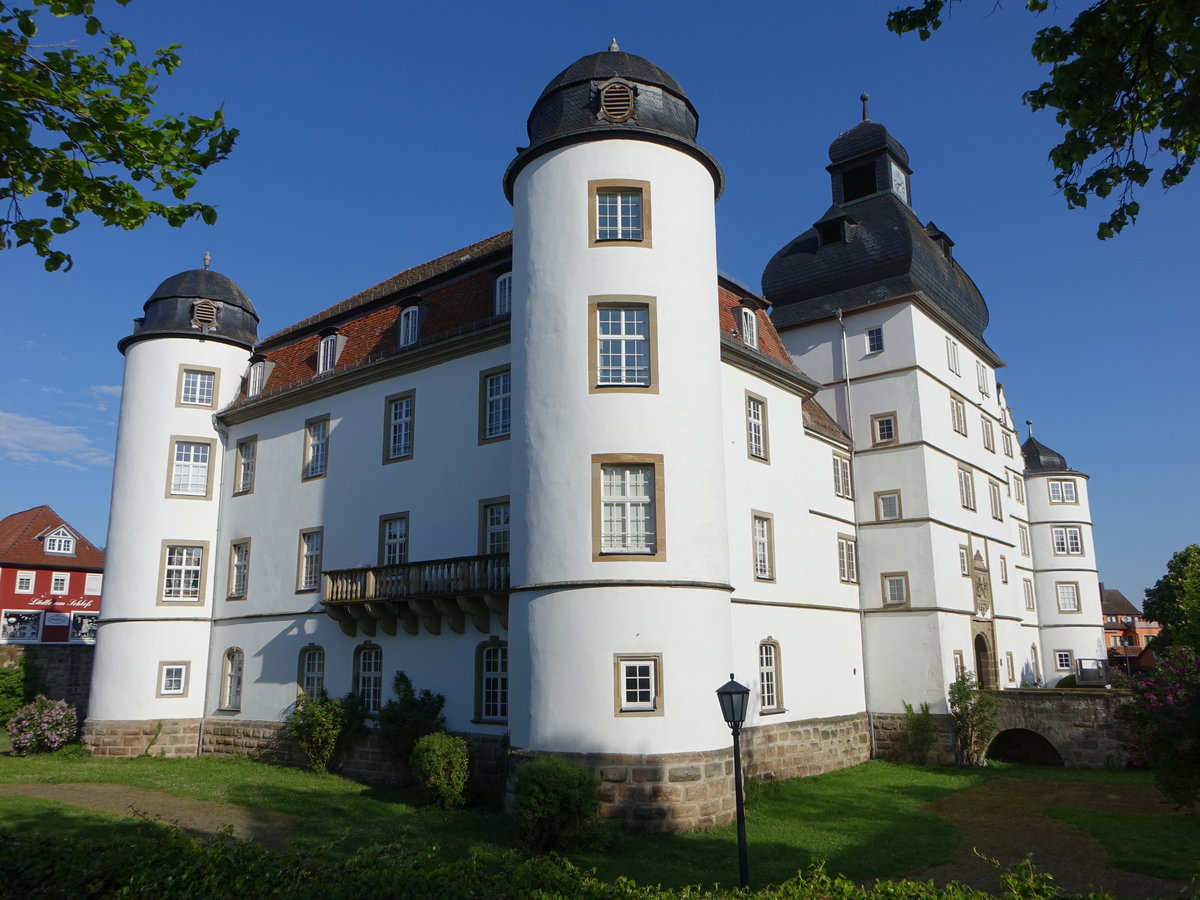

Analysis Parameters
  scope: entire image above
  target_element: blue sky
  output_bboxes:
[3,1,1195,602]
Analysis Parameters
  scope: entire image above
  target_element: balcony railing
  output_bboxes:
[322,553,509,638]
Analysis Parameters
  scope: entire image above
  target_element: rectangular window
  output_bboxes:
[161,544,206,604]
[303,417,329,479]
[614,654,662,714]
[959,545,971,577]
[1054,650,1073,672]
[356,647,383,714]
[384,392,415,462]
[759,641,781,711]
[1023,579,1035,610]
[1006,651,1015,683]
[248,361,266,398]
[157,662,189,697]
[958,466,976,510]
[479,368,512,442]
[999,555,1008,583]
[1013,476,1025,504]
[398,306,421,346]
[951,395,968,436]
[596,305,651,386]
[479,641,508,721]
[976,360,990,396]
[1002,431,1013,457]
[752,512,774,581]
[379,515,408,566]
[838,535,858,584]
[229,541,250,599]
[235,437,256,494]
[1019,524,1031,556]
[51,572,69,594]
[882,572,909,606]
[70,612,98,643]
[1048,479,1078,503]
[593,454,664,561]
[14,571,35,594]
[1,610,41,642]
[222,649,244,710]
[494,273,512,316]
[982,418,995,452]
[872,412,897,446]
[170,439,212,497]
[953,650,965,679]
[946,337,960,375]
[1056,582,1080,612]
[481,501,510,556]
[590,180,650,246]
[1052,526,1084,555]
[866,326,884,353]
[298,529,323,592]
[740,307,759,349]
[177,366,217,407]
[989,480,1003,520]
[875,491,902,521]
[746,393,769,461]
[833,454,853,499]
[300,647,324,698]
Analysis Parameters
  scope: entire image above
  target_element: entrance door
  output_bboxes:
[974,633,996,689]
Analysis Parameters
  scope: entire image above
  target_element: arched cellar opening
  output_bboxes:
[987,728,1064,766]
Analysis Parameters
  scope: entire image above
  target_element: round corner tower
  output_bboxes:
[503,43,737,798]
[85,265,258,756]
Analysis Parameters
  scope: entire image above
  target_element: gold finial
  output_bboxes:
[202,251,212,270]
[608,37,620,52]
[860,93,870,122]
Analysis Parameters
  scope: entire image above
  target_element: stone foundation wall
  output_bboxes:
[994,689,1129,768]
[83,718,202,758]
[871,711,957,766]
[1,644,94,718]
[741,712,872,780]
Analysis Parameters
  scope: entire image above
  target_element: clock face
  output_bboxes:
[889,160,908,203]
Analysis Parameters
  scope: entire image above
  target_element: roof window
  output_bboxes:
[192,300,218,328]
[598,79,636,123]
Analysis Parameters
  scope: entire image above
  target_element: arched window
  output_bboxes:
[494,273,512,317]
[248,361,265,397]
[740,307,758,349]
[354,643,383,714]
[221,647,244,710]
[298,644,325,698]
[317,334,337,373]
[398,306,421,347]
[758,638,784,712]
[474,637,508,723]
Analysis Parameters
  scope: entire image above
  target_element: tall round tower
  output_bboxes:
[85,264,258,756]
[504,44,736,794]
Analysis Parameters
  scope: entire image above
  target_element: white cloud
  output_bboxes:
[89,385,122,398]
[0,410,111,471]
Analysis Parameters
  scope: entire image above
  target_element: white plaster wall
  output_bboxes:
[89,618,214,720]
[863,611,950,713]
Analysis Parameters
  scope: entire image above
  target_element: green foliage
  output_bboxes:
[514,756,600,852]
[0,0,238,271]
[947,672,1001,766]
[1116,646,1200,810]
[886,0,1198,239]
[0,657,36,726]
[899,700,935,764]
[377,671,446,764]
[1043,806,1200,880]
[1142,544,1200,653]
[409,731,469,809]
[282,692,346,773]
[5,694,78,754]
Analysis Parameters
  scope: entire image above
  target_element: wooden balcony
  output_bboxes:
[322,554,509,638]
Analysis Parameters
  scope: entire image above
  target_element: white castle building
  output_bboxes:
[86,45,1104,828]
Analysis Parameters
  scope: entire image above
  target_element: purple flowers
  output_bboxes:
[5,695,79,755]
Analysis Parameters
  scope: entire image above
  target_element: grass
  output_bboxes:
[0,752,1191,890]
[1041,807,1200,881]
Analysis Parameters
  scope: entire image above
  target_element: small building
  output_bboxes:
[1101,584,1159,673]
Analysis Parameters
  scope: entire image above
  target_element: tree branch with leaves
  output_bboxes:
[1,0,237,270]
[887,0,1198,238]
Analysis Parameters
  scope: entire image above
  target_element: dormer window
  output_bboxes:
[192,300,218,329]
[817,218,845,246]
[494,273,512,317]
[248,361,265,398]
[598,78,636,123]
[740,307,758,350]
[398,306,421,347]
[44,526,76,556]
[318,335,337,374]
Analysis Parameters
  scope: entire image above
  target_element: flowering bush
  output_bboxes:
[6,695,79,755]
[1116,646,1200,810]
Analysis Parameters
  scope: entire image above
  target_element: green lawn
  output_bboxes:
[0,753,1189,890]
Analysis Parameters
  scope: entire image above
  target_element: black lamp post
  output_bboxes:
[716,674,750,889]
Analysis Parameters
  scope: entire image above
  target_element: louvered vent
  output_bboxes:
[192,300,218,327]
[599,80,635,123]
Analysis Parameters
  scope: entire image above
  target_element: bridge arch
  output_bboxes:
[987,727,1064,766]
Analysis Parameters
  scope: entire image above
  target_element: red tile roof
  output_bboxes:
[0,506,104,569]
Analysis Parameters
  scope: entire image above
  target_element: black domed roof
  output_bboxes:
[829,120,910,168]
[504,45,723,200]
[1022,436,1080,474]
[119,266,259,353]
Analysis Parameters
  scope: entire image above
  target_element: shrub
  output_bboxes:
[0,657,41,727]
[948,672,1000,767]
[1116,646,1200,810]
[282,692,345,773]
[410,731,469,809]
[5,694,78,755]
[899,700,935,764]
[378,671,446,764]
[514,756,600,852]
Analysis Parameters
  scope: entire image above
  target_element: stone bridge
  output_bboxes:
[986,689,1129,768]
